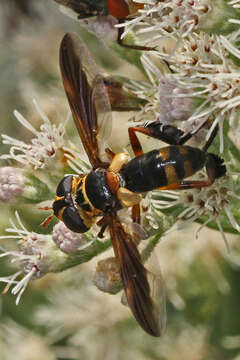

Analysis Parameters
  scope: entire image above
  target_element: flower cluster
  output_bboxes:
[151,172,240,252]
[117,0,211,43]
[0,211,107,304]
[1,100,66,169]
[0,167,25,202]
[125,34,240,152]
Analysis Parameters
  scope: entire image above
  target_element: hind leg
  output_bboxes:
[157,179,214,191]
[129,123,196,157]
[202,125,219,152]
[129,122,219,157]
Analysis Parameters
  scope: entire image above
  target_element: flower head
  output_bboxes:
[118,0,240,46]
[0,212,66,304]
[129,32,240,152]
[117,0,211,45]
[1,99,65,169]
[152,172,240,252]
[167,32,240,152]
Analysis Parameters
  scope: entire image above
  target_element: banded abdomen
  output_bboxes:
[120,145,206,193]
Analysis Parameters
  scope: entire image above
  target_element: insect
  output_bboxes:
[52,32,226,336]
[52,0,152,50]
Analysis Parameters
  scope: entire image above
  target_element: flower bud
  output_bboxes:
[93,257,121,294]
[0,167,25,202]
[52,222,89,254]
[0,167,52,204]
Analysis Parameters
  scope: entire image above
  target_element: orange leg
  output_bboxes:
[105,147,116,160]
[128,124,191,157]
[128,127,146,156]
[157,179,213,191]
[97,216,110,238]
[38,206,54,227]
[41,214,54,227]
[128,123,220,157]
[132,204,141,224]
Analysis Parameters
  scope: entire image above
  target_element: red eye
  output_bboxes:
[107,0,130,18]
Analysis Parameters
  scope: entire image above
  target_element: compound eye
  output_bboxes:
[56,176,73,196]
[62,206,89,233]
[52,197,66,217]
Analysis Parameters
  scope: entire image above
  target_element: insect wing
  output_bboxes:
[59,32,112,167]
[145,250,166,335]
[53,0,108,18]
[92,74,113,158]
[109,215,165,337]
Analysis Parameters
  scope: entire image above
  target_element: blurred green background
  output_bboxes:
[0,1,240,359]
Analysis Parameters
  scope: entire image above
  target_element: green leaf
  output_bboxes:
[61,238,112,271]
[20,173,54,204]
[200,0,240,35]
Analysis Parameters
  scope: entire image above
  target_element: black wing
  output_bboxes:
[109,214,166,336]
[53,0,108,18]
[59,32,112,168]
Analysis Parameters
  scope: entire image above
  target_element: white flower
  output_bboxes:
[1,99,66,169]
[0,212,65,304]
[168,33,240,152]
[152,173,240,252]
[136,33,240,152]
[117,0,211,45]
[124,52,210,146]
[61,145,91,174]
[228,0,240,25]
[141,192,160,230]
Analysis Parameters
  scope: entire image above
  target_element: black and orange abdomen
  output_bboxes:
[120,146,206,193]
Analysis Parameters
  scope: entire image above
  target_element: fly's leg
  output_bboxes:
[132,204,140,224]
[128,123,192,156]
[128,122,219,157]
